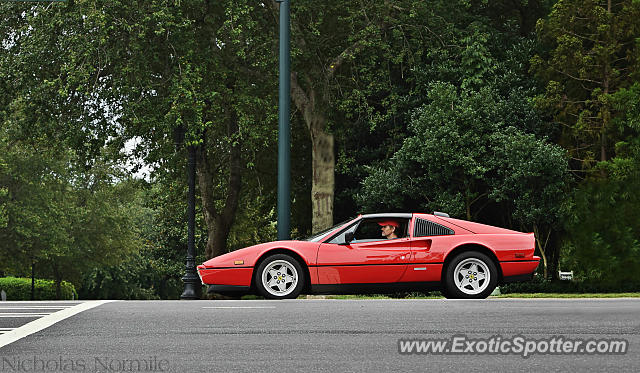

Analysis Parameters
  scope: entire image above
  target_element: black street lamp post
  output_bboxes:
[181,145,201,299]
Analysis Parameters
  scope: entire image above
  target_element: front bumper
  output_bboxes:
[196,266,253,287]
[206,284,251,294]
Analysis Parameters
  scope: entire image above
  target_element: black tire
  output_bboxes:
[439,286,454,299]
[254,254,305,299]
[444,251,498,299]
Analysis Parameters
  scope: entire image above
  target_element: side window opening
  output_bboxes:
[353,218,409,242]
[414,218,454,237]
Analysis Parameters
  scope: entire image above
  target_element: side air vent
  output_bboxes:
[414,218,454,237]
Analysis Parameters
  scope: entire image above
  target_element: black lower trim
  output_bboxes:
[310,282,441,295]
[309,262,444,268]
[207,285,251,294]
[501,272,535,284]
[499,260,540,263]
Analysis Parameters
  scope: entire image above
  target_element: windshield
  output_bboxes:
[302,218,356,242]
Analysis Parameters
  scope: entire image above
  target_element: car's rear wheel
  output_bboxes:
[444,251,497,299]
[255,254,305,299]
[439,286,453,299]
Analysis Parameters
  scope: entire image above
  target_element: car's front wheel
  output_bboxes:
[444,251,497,299]
[255,254,305,299]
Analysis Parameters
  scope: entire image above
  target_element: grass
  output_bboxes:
[304,292,640,300]
[494,292,640,298]
[237,292,640,300]
[324,294,443,300]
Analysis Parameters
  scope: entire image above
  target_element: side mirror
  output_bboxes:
[343,231,354,245]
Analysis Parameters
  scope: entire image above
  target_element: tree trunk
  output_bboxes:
[197,108,243,260]
[310,127,334,233]
[290,73,335,233]
[52,261,62,300]
[31,260,35,301]
[533,224,550,279]
[276,3,373,234]
[547,233,560,281]
[600,0,612,175]
[465,195,471,221]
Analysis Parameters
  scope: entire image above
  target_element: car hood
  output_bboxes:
[199,240,303,268]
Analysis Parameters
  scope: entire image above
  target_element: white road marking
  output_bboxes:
[202,306,277,309]
[0,306,74,310]
[0,300,116,349]
[0,301,82,303]
[0,313,52,317]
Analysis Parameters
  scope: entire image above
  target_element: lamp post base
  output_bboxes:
[180,272,201,300]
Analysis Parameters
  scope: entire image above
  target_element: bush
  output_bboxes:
[77,249,186,300]
[561,174,640,288]
[500,275,640,294]
[0,277,77,300]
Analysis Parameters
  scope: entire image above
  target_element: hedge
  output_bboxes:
[500,276,640,294]
[0,277,78,300]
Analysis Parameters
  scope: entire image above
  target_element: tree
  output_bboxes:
[562,171,640,287]
[1,1,283,264]
[0,133,140,297]
[106,1,278,259]
[282,0,462,232]
[0,153,7,231]
[322,0,555,225]
[532,0,640,175]
[0,1,143,296]
[532,0,640,283]
[358,82,569,278]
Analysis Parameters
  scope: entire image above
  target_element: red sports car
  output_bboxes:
[197,212,540,299]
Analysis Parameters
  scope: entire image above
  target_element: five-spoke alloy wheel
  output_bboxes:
[444,251,497,299]
[255,254,305,299]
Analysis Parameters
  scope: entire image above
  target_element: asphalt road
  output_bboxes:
[0,299,639,372]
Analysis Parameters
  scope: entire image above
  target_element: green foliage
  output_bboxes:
[0,162,7,229]
[501,275,640,294]
[560,173,640,287]
[0,277,77,300]
[532,0,640,282]
[333,0,556,221]
[358,82,568,228]
[603,82,640,178]
[227,194,278,252]
[0,140,143,286]
[76,180,204,300]
[0,0,278,295]
[533,0,640,172]
[0,0,639,295]
[79,250,172,300]
[0,108,145,293]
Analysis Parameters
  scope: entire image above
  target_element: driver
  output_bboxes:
[378,220,399,239]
